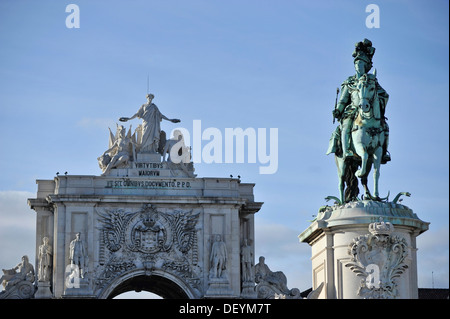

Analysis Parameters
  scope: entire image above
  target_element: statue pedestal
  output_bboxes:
[136,153,162,163]
[35,281,52,299]
[298,200,429,299]
[241,281,257,299]
[205,277,235,298]
[62,278,95,298]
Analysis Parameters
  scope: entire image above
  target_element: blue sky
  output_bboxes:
[0,0,448,298]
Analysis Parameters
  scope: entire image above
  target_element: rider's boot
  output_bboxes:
[342,138,354,158]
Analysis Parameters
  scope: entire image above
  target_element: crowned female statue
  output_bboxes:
[119,94,180,153]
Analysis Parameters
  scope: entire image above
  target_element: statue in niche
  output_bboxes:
[69,232,87,278]
[327,39,390,203]
[119,93,180,153]
[240,239,254,283]
[209,234,227,279]
[0,255,35,291]
[38,237,52,282]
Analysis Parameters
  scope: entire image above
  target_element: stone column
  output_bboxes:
[28,180,56,299]
[298,200,429,299]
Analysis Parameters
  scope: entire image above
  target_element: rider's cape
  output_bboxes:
[326,125,342,156]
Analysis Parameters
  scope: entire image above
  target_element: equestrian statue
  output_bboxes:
[327,39,390,204]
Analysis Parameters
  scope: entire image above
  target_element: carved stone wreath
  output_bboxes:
[345,218,409,299]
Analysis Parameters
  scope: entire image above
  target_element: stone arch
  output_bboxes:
[98,269,198,299]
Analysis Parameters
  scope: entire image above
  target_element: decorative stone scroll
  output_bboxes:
[345,218,409,299]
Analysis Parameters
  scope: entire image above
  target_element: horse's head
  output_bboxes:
[357,73,377,113]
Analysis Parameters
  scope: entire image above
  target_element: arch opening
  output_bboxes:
[106,274,190,299]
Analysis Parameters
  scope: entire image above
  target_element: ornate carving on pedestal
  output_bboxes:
[345,218,409,299]
[95,204,201,294]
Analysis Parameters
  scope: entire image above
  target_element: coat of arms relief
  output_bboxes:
[345,218,409,299]
[94,204,200,292]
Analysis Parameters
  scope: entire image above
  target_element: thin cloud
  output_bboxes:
[77,117,117,130]
[0,191,36,268]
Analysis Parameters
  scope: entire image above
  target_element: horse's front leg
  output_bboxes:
[352,129,367,178]
[372,146,383,198]
[339,163,346,204]
[356,152,368,178]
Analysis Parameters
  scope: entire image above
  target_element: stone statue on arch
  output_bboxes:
[119,93,180,154]
[209,234,228,279]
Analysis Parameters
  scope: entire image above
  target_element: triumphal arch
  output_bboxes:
[26,94,263,299]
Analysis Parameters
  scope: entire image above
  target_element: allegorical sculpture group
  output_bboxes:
[327,38,391,204]
[97,93,191,176]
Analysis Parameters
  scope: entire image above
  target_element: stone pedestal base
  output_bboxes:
[298,200,429,299]
[205,277,235,298]
[63,278,95,298]
[241,281,257,298]
[136,153,162,162]
[35,281,52,299]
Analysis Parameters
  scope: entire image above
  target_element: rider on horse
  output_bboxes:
[330,39,391,164]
